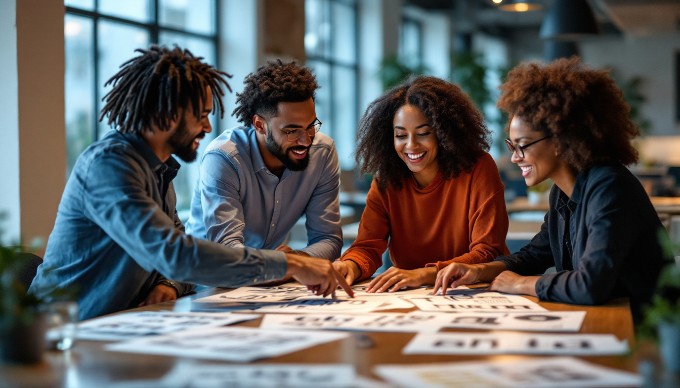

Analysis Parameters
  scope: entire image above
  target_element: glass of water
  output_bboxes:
[45,301,79,351]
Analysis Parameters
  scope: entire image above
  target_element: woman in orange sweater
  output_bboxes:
[333,75,509,292]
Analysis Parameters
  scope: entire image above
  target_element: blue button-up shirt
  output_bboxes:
[186,126,342,260]
[496,164,669,323]
[29,130,287,320]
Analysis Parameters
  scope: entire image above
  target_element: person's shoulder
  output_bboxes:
[201,126,255,164]
[311,131,336,150]
[583,164,636,187]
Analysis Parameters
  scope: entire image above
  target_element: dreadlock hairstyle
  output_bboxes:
[100,45,232,134]
[232,60,319,126]
[497,57,639,171]
[356,75,491,191]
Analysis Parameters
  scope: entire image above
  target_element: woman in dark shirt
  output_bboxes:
[433,57,670,323]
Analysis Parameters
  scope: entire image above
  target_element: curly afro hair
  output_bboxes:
[232,60,319,126]
[356,75,491,191]
[497,57,639,171]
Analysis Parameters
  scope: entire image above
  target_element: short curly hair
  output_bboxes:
[356,75,490,191]
[497,57,639,171]
[232,60,319,126]
[100,45,232,134]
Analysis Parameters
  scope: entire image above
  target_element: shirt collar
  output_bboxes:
[249,126,272,174]
[123,132,181,179]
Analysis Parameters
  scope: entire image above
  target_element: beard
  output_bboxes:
[265,130,310,171]
[168,117,205,162]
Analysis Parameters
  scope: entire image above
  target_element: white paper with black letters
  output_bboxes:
[76,311,259,341]
[260,312,449,332]
[375,356,641,387]
[403,332,628,355]
[106,326,349,362]
[403,290,547,312]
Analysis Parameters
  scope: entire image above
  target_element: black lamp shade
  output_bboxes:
[540,0,600,40]
[544,41,580,61]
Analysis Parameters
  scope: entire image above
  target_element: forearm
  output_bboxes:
[476,261,508,283]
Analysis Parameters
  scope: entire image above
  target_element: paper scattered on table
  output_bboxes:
[106,326,349,362]
[375,356,641,387]
[403,332,628,355]
[438,311,586,332]
[161,363,356,387]
[76,311,259,341]
[403,290,546,312]
[260,312,448,332]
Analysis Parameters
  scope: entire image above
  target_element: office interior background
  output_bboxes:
[2,0,680,248]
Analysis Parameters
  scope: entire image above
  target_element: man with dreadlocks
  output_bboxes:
[186,60,342,269]
[29,46,352,320]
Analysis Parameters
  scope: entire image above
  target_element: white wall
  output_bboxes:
[582,32,680,135]
[0,0,66,246]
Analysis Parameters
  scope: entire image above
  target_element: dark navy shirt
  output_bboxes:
[29,130,287,320]
[496,164,668,323]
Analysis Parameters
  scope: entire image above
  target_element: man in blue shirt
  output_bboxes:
[186,61,342,263]
[29,46,351,320]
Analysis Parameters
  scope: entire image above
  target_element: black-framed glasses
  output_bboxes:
[281,118,322,141]
[505,135,552,159]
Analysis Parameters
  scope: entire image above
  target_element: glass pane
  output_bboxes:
[159,32,215,65]
[331,1,356,64]
[332,66,357,170]
[97,21,150,137]
[306,60,331,134]
[305,0,330,58]
[99,0,151,23]
[65,15,95,176]
[65,0,94,10]
[159,0,215,35]
[400,19,422,68]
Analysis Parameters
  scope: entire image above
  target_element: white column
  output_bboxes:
[0,0,66,246]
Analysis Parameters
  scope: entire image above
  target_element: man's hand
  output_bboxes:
[366,266,436,293]
[139,284,178,307]
[276,244,309,256]
[285,253,354,298]
[332,260,361,285]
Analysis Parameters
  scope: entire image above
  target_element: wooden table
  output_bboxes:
[0,289,648,386]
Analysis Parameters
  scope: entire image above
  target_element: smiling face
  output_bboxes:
[393,104,439,187]
[168,88,213,162]
[507,115,562,188]
[254,98,317,173]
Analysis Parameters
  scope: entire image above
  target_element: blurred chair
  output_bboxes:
[16,252,43,290]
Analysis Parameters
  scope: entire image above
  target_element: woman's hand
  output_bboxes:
[366,266,437,293]
[433,263,480,295]
[489,271,539,296]
[332,260,361,285]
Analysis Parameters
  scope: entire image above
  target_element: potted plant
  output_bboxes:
[640,232,680,373]
[0,243,47,363]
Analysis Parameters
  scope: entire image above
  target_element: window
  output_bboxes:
[64,0,218,214]
[304,0,359,170]
[400,16,423,69]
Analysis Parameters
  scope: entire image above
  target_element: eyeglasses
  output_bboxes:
[281,118,322,142]
[505,135,552,159]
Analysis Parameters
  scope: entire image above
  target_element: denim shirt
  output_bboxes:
[29,130,287,320]
[496,164,668,323]
[186,126,342,259]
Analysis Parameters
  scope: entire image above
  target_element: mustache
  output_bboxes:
[195,132,207,140]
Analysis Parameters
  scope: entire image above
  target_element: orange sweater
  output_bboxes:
[341,152,509,281]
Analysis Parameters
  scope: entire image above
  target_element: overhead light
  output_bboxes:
[544,41,580,61]
[498,0,542,12]
[540,0,600,40]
